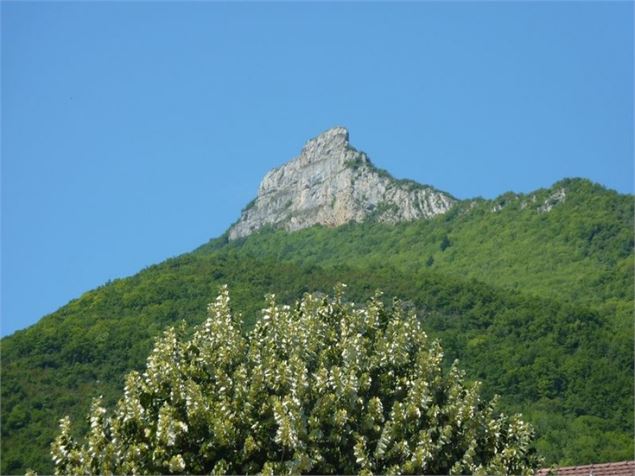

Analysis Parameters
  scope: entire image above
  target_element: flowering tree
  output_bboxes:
[52,285,539,475]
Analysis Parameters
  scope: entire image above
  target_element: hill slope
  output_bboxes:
[2,129,633,473]
[221,178,633,310]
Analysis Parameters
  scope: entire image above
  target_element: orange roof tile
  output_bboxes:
[536,460,635,476]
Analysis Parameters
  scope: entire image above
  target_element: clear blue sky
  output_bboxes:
[2,2,633,336]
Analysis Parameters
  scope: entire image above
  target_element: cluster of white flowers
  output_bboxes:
[52,286,539,475]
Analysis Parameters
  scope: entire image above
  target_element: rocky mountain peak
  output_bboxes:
[301,126,349,157]
[228,128,457,240]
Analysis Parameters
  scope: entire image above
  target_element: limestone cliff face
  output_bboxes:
[228,127,457,240]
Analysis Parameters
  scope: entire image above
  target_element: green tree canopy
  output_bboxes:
[52,285,539,475]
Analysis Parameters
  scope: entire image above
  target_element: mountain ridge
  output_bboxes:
[227,127,596,241]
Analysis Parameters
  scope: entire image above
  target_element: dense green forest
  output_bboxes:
[2,178,633,474]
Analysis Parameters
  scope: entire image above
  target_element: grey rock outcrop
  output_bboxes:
[538,188,566,213]
[228,127,457,240]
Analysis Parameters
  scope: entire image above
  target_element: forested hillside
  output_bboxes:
[217,179,633,310]
[2,178,632,474]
